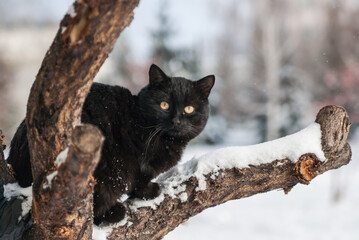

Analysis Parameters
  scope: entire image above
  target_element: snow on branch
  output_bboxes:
[101,105,351,240]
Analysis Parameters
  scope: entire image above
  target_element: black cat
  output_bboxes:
[7,64,215,224]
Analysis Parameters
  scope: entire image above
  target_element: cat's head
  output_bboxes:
[138,64,215,142]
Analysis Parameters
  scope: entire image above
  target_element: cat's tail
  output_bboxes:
[5,120,33,187]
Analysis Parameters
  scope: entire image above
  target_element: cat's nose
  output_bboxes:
[172,118,181,126]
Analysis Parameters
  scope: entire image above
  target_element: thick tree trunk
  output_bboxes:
[24,125,104,239]
[23,0,140,239]
[27,0,140,188]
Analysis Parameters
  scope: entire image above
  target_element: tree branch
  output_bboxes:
[106,105,351,240]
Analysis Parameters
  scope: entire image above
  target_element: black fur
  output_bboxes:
[7,64,215,224]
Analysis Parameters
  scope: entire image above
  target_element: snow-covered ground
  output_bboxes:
[163,131,359,240]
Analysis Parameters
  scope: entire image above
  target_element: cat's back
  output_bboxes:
[84,82,134,111]
[82,82,136,127]
[83,83,143,193]
[82,82,142,160]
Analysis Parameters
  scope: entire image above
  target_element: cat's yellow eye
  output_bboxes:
[184,106,194,114]
[160,101,170,110]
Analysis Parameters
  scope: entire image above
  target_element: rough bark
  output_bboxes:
[24,124,103,240]
[27,0,140,189]
[23,0,140,239]
[0,130,16,184]
[108,105,351,240]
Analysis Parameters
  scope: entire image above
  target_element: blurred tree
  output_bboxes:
[278,66,310,137]
[0,54,14,140]
[113,38,134,86]
[212,0,244,122]
[250,1,293,140]
[209,0,317,142]
[106,37,149,92]
[150,0,201,77]
[318,1,359,132]
[270,0,359,204]
[249,0,314,141]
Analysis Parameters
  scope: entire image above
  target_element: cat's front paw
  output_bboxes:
[94,202,126,225]
[133,182,161,200]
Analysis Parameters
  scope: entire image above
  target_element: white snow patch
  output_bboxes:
[67,4,77,18]
[129,178,190,211]
[43,171,58,189]
[195,177,207,191]
[198,123,324,168]
[118,194,129,202]
[93,218,131,239]
[276,161,286,166]
[129,192,165,211]
[93,225,113,240]
[210,172,218,180]
[179,192,188,202]
[192,123,325,190]
[3,183,33,219]
[61,26,67,34]
[117,215,129,226]
[55,147,69,167]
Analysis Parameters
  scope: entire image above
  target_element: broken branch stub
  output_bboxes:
[292,153,321,184]
[315,105,352,174]
[292,105,352,184]
[28,124,103,240]
[315,105,351,157]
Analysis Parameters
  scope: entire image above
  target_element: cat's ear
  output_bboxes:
[194,75,215,98]
[149,64,168,85]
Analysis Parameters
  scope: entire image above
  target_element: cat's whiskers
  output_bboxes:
[139,124,162,129]
[143,126,162,160]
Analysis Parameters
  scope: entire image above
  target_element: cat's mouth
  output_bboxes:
[163,126,186,138]
[164,129,182,137]
[164,126,197,140]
